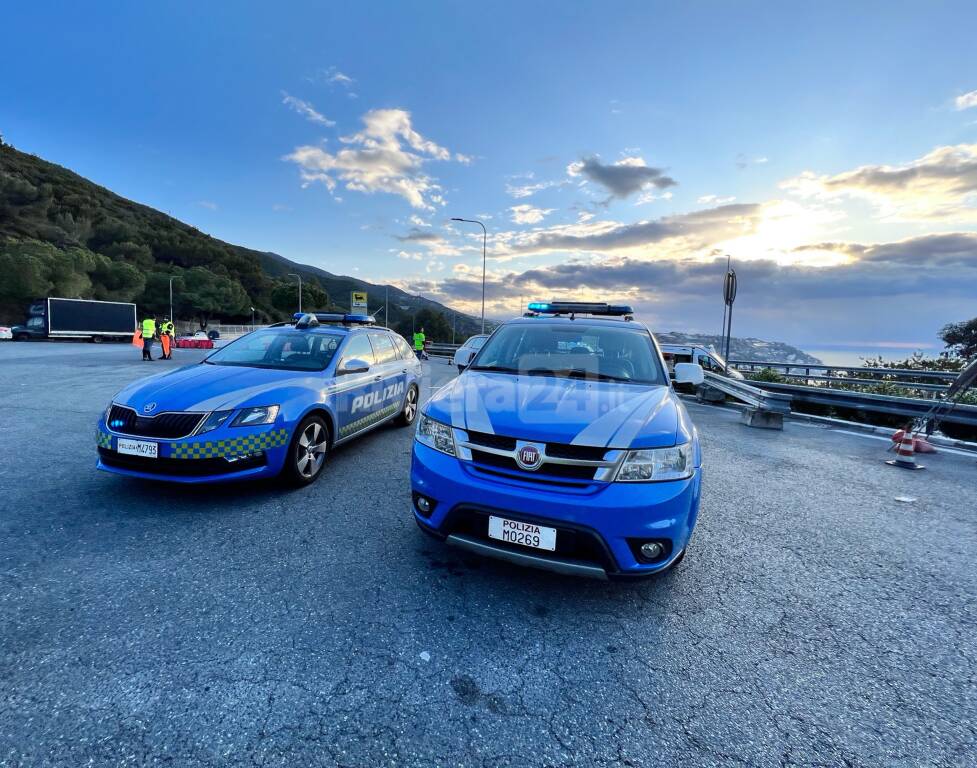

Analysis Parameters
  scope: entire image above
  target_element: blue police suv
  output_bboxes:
[411,302,705,579]
[97,313,422,485]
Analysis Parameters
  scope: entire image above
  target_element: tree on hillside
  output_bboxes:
[180,266,250,327]
[270,279,330,314]
[396,308,453,342]
[940,317,977,359]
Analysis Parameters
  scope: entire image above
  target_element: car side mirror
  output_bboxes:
[673,362,704,385]
[458,349,476,370]
[338,358,370,375]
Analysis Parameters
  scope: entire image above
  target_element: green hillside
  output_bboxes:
[0,143,481,340]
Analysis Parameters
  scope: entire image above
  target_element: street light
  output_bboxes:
[288,273,302,314]
[450,217,487,333]
[168,276,175,325]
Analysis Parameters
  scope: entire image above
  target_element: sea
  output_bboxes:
[803,345,943,367]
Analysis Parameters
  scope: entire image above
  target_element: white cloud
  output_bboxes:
[506,179,561,198]
[281,92,335,127]
[782,143,977,221]
[397,250,422,261]
[697,194,737,205]
[284,108,465,209]
[197,200,218,210]
[409,214,431,227]
[509,204,555,225]
[954,90,977,110]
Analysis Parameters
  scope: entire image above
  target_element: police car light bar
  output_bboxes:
[292,312,377,327]
[527,301,634,317]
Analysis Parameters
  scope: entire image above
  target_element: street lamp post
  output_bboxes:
[288,273,303,314]
[168,276,175,325]
[450,217,487,334]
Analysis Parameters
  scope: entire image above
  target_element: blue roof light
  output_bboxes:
[526,301,634,317]
[292,312,376,326]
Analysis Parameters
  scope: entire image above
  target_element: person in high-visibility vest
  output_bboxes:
[413,327,428,360]
[160,317,175,359]
[141,316,157,361]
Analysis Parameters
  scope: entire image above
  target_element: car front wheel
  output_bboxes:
[284,415,329,485]
[395,384,419,427]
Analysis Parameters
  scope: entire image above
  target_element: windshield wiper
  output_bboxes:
[548,368,632,383]
[469,365,521,374]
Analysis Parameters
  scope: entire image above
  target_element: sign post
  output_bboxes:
[351,291,368,314]
[721,258,737,375]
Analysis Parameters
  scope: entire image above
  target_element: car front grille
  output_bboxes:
[98,447,266,476]
[443,505,617,572]
[107,405,205,439]
[463,430,616,484]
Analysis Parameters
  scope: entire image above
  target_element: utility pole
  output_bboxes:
[288,273,303,314]
[168,276,175,325]
[385,285,389,327]
[450,217,487,333]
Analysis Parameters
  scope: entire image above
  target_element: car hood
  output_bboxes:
[113,363,322,414]
[424,371,693,449]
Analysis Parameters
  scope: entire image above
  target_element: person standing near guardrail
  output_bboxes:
[140,316,157,361]
[413,327,428,360]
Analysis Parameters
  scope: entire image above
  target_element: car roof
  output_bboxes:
[503,315,651,331]
[258,324,398,337]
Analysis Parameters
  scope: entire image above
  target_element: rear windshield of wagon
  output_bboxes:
[470,323,667,385]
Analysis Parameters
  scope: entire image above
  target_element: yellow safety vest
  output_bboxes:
[141,319,156,337]
[413,332,425,350]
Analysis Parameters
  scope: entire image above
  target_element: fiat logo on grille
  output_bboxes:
[143,402,158,414]
[516,443,543,471]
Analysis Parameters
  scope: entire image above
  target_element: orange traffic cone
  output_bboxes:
[891,429,938,454]
[886,430,924,470]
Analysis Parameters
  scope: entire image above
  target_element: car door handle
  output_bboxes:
[373,375,382,382]
[401,368,408,374]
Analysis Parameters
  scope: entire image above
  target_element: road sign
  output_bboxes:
[723,268,737,305]
[351,291,368,313]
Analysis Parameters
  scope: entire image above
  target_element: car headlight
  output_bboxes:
[231,405,280,428]
[195,410,233,435]
[615,442,694,482]
[103,402,113,424]
[415,413,456,456]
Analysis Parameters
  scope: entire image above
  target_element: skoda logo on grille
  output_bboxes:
[516,443,543,471]
[143,402,158,414]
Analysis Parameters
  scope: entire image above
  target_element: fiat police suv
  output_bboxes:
[411,301,705,579]
[96,313,421,485]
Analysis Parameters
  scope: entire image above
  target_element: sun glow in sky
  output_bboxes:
[3,1,977,352]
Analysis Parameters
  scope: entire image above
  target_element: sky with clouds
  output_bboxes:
[4,1,977,356]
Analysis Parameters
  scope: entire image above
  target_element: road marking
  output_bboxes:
[831,429,977,457]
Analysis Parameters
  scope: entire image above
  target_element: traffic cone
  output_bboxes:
[891,429,938,454]
[886,430,924,470]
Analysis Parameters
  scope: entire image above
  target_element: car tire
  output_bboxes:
[394,384,419,428]
[283,414,330,486]
[16,333,30,342]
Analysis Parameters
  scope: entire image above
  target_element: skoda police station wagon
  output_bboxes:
[96,313,421,484]
[411,301,705,579]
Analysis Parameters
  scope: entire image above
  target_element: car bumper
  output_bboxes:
[95,422,290,484]
[410,442,701,578]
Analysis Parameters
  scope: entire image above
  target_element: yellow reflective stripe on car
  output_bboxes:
[340,403,399,438]
[169,429,289,459]
[96,429,113,449]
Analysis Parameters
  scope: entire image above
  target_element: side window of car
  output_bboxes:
[370,333,398,364]
[340,333,376,366]
[393,334,414,360]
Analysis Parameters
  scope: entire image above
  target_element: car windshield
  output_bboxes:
[470,323,666,385]
[204,330,341,371]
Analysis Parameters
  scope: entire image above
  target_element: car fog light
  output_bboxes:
[640,542,663,560]
[416,496,432,513]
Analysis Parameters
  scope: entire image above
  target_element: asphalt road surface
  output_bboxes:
[1,342,975,767]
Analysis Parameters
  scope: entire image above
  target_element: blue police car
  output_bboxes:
[411,301,705,579]
[96,313,422,485]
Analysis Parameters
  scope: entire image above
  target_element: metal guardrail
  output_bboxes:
[750,380,977,428]
[701,372,792,415]
[730,359,957,381]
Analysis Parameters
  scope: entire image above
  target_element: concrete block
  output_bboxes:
[740,409,783,430]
